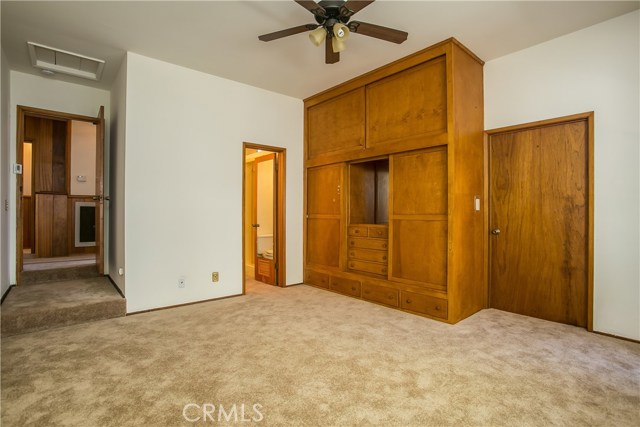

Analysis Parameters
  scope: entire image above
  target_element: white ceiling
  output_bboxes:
[2,1,638,99]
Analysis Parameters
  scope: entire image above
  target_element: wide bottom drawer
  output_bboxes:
[401,291,448,320]
[304,270,329,289]
[362,282,399,308]
[330,276,361,297]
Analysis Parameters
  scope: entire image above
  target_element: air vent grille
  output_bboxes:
[27,42,105,81]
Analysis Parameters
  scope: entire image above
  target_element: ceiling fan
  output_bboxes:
[258,0,408,64]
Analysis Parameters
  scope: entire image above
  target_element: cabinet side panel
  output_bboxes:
[448,43,486,322]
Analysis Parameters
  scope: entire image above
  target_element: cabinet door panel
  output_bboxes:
[308,88,365,159]
[307,219,340,268]
[390,148,448,290]
[307,165,342,215]
[367,57,447,147]
[392,148,447,215]
[391,219,447,287]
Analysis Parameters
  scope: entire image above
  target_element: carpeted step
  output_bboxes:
[1,277,126,337]
[20,265,99,285]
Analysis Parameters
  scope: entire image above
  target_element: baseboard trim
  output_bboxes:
[106,275,125,299]
[1,285,15,305]
[127,293,243,316]
[593,330,640,344]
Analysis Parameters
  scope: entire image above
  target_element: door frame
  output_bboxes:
[485,112,594,330]
[242,142,286,292]
[15,105,105,284]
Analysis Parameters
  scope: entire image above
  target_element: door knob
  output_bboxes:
[491,229,501,235]
[251,224,260,228]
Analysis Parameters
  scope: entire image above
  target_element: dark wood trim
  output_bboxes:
[592,330,640,344]
[65,120,72,195]
[1,285,15,304]
[242,143,287,294]
[16,107,25,285]
[106,275,125,299]
[17,105,98,124]
[485,111,594,330]
[95,106,105,275]
[128,293,243,315]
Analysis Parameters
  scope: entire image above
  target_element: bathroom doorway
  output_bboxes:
[242,143,286,292]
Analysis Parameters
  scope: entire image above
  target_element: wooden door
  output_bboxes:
[306,164,343,269]
[389,147,448,291]
[95,107,105,274]
[307,89,365,160]
[489,116,592,327]
[253,153,276,285]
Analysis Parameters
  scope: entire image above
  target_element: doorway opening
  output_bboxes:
[242,143,286,293]
[15,105,105,284]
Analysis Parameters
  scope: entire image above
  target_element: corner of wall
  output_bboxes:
[108,55,127,296]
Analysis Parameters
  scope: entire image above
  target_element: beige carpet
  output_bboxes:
[1,277,126,336]
[1,281,638,426]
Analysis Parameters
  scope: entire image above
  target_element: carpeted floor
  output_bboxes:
[1,277,126,336]
[1,281,638,426]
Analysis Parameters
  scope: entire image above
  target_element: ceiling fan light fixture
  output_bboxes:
[332,36,347,53]
[333,23,350,40]
[308,26,327,46]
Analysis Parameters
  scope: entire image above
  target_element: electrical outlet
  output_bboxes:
[211,272,219,283]
[178,277,186,288]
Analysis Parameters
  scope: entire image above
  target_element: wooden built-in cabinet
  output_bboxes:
[304,38,485,324]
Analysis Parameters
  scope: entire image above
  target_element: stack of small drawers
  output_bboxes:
[347,224,389,277]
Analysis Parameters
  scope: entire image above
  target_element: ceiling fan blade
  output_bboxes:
[348,21,408,44]
[325,36,340,64]
[258,24,319,42]
[295,0,326,17]
[340,0,375,17]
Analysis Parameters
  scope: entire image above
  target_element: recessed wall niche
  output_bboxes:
[349,159,389,225]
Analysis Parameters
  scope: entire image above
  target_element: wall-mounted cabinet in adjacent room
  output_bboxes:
[304,38,485,324]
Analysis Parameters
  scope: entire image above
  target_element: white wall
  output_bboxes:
[485,11,640,340]
[69,121,97,196]
[109,57,127,293]
[1,48,11,296]
[8,71,111,282]
[124,52,303,312]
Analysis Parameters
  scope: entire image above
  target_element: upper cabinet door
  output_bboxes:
[367,56,448,149]
[307,88,365,160]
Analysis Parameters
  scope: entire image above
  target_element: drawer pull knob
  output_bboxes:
[382,256,387,260]
[349,263,354,268]
[382,268,387,273]
[435,306,441,311]
[350,252,355,256]
[382,244,388,248]
[351,286,356,291]
[406,299,412,304]
[355,229,360,233]
[350,241,355,246]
